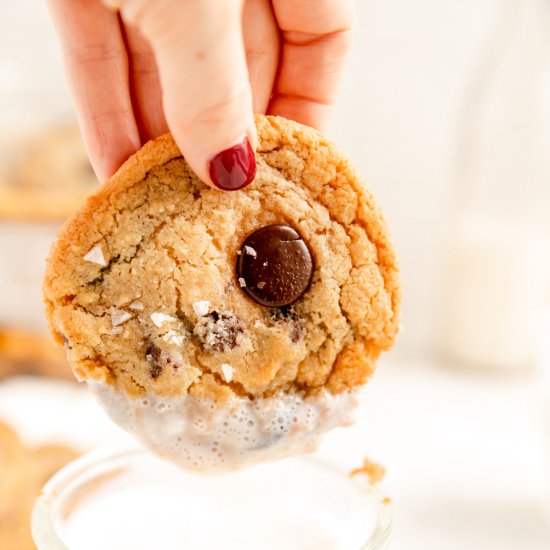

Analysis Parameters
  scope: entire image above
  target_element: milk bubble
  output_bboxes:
[89,381,358,474]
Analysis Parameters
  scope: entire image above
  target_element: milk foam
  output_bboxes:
[89,381,358,474]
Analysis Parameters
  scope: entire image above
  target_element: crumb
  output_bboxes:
[350,457,386,485]
[238,277,246,287]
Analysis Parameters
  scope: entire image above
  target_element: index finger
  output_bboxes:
[269,0,355,129]
[46,0,141,181]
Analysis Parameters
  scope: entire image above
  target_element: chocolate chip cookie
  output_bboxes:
[0,421,77,550]
[0,124,97,222]
[44,115,400,402]
[0,328,72,381]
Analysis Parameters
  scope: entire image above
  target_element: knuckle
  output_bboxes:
[170,81,252,129]
[132,0,242,37]
[68,43,122,65]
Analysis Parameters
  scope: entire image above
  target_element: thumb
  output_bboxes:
[115,0,257,190]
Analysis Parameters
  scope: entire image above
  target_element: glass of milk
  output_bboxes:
[32,446,392,550]
[441,0,550,371]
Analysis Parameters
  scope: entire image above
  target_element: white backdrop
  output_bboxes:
[330,0,503,357]
[1,1,550,549]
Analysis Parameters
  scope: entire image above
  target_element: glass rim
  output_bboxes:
[32,445,393,550]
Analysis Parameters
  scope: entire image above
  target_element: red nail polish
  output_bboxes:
[209,137,256,191]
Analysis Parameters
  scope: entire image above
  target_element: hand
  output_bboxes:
[46,0,355,190]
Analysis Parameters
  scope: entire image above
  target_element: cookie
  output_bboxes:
[44,115,400,471]
[0,421,78,550]
[0,328,72,381]
[44,115,400,401]
[0,124,97,222]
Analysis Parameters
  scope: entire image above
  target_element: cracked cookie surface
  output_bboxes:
[44,115,400,401]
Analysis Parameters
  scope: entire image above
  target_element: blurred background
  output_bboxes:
[0,0,549,549]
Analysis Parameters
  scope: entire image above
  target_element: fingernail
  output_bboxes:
[209,136,256,191]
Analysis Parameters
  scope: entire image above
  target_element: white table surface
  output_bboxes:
[1,357,549,550]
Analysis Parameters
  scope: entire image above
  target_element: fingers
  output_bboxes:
[270,0,355,129]
[46,0,140,181]
[117,0,257,190]
[122,23,168,143]
[242,0,280,114]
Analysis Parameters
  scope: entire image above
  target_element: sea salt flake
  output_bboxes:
[221,363,234,383]
[257,282,266,289]
[238,278,246,287]
[110,327,123,335]
[110,309,132,327]
[83,244,107,266]
[192,300,210,317]
[171,334,185,346]
[263,261,268,267]
[162,330,185,346]
[244,246,257,258]
[129,301,144,311]
[150,312,177,328]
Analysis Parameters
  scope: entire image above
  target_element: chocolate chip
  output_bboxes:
[59,332,72,350]
[290,320,304,343]
[61,294,76,305]
[236,225,313,307]
[145,344,163,379]
[268,306,293,321]
[194,310,244,352]
[268,307,304,343]
[145,343,181,379]
[149,362,163,380]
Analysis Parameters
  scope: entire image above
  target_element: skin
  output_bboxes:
[46,0,355,187]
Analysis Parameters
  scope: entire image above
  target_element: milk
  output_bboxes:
[54,453,377,550]
[442,215,549,369]
[90,381,358,474]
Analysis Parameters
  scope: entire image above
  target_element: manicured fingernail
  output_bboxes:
[209,137,256,191]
